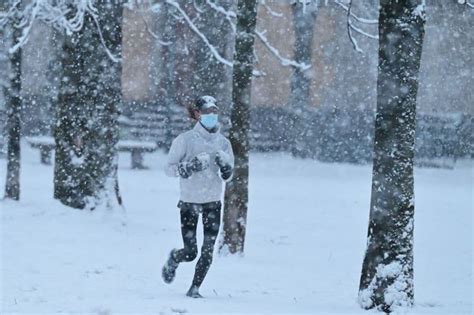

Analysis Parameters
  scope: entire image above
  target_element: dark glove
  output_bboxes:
[219,164,233,180]
[178,162,192,178]
[178,154,209,178]
[215,152,233,180]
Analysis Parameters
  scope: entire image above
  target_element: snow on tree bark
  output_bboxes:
[54,2,123,210]
[220,0,258,254]
[4,20,22,201]
[358,0,425,312]
[54,25,83,208]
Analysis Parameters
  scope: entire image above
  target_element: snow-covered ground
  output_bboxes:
[1,143,472,314]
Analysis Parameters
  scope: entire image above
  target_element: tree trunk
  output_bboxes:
[358,0,425,312]
[54,3,123,210]
[4,22,22,200]
[81,3,123,210]
[220,0,258,254]
[289,0,318,158]
[54,26,86,208]
[290,0,318,108]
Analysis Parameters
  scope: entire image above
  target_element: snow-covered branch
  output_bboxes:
[349,19,378,40]
[205,0,236,19]
[0,0,21,27]
[346,0,362,53]
[1,0,123,62]
[3,0,87,52]
[255,30,311,70]
[457,0,474,7]
[192,0,204,14]
[141,15,172,46]
[205,0,236,32]
[165,0,233,67]
[132,0,172,46]
[260,0,283,17]
[334,0,378,24]
[9,1,40,54]
[186,0,309,70]
[339,0,378,53]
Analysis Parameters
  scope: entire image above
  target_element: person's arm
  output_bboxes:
[165,135,210,178]
[164,135,186,177]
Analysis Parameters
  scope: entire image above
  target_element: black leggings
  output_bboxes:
[173,201,221,288]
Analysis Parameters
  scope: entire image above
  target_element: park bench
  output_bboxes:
[24,108,165,169]
[25,136,56,165]
[22,103,190,169]
[25,136,157,169]
[0,137,4,157]
[0,110,5,157]
[119,102,190,149]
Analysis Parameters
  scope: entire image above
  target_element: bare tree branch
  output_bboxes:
[205,0,236,32]
[350,19,378,39]
[4,0,123,62]
[334,0,378,24]
[194,0,308,70]
[134,0,172,46]
[346,0,363,53]
[9,1,40,54]
[165,0,233,67]
[260,0,283,17]
[140,14,172,46]
[0,0,21,27]
[193,0,205,14]
[205,0,236,18]
[255,29,311,70]
[339,0,379,53]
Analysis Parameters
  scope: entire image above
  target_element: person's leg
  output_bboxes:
[162,203,199,284]
[174,204,200,263]
[187,202,221,297]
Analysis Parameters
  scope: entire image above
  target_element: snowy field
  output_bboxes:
[1,143,472,314]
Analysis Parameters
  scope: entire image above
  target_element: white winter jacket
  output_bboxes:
[165,122,234,204]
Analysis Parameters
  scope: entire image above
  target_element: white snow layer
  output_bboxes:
[0,143,472,314]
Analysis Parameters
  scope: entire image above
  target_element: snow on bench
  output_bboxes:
[116,140,158,169]
[25,136,55,165]
[26,136,158,169]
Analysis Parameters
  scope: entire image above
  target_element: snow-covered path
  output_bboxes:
[1,144,472,314]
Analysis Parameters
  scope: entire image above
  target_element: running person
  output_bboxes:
[162,95,234,298]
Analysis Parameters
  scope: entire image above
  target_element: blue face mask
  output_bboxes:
[200,114,218,129]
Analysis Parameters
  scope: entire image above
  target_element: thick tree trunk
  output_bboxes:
[358,0,425,312]
[4,23,22,200]
[290,0,318,108]
[54,28,84,208]
[220,0,258,254]
[81,4,123,210]
[289,0,318,158]
[54,3,123,210]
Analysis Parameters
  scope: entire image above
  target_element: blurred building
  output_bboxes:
[120,1,473,114]
[1,1,472,119]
